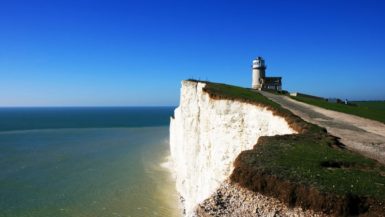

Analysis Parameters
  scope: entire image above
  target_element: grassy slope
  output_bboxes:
[291,96,385,124]
[196,80,385,215]
[353,101,385,111]
[247,134,385,199]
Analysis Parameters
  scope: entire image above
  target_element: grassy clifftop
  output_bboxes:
[291,95,385,124]
[191,80,385,216]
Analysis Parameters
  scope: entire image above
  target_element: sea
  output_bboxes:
[0,107,182,217]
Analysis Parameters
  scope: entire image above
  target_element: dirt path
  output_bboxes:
[259,91,385,165]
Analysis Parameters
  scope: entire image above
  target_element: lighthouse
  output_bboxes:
[251,56,282,91]
[252,56,266,90]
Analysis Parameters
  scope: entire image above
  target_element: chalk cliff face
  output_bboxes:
[169,80,296,216]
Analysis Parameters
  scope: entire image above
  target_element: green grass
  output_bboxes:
[201,81,280,108]
[194,80,385,203]
[353,100,385,111]
[291,96,385,124]
[247,134,385,200]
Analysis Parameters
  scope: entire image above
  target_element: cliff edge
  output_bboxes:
[170,80,295,216]
[170,80,385,217]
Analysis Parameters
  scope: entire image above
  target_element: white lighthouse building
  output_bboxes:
[252,56,266,89]
[252,56,282,91]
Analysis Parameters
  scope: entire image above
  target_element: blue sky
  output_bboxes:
[0,0,384,106]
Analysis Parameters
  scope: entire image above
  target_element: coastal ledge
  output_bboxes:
[171,80,385,217]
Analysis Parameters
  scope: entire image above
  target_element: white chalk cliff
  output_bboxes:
[169,80,296,216]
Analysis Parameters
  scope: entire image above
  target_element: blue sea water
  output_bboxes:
[0,107,181,217]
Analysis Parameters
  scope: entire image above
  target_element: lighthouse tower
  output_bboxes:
[252,56,266,90]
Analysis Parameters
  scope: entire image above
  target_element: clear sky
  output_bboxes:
[1,0,384,106]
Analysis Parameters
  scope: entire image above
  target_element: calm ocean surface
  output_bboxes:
[0,107,181,217]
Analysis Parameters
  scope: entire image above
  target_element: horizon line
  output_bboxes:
[0,105,177,108]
